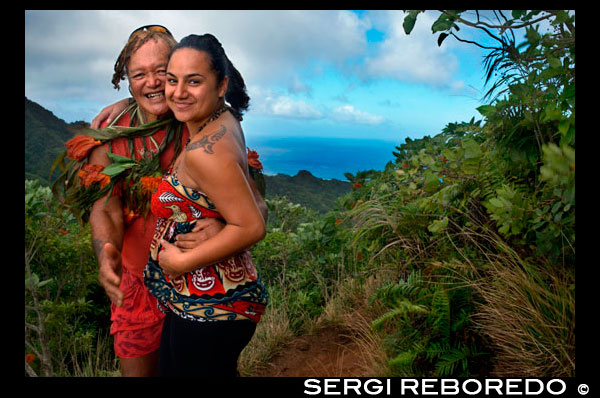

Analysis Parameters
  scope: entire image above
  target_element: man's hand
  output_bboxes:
[98,242,124,307]
[174,218,225,251]
[91,98,130,129]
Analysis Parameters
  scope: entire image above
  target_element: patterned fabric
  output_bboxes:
[144,173,269,323]
[112,321,163,359]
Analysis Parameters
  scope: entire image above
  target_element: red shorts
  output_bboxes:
[110,266,165,358]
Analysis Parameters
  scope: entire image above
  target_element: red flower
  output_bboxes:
[352,182,362,190]
[247,148,263,170]
[65,135,102,162]
[77,164,110,189]
[25,353,36,364]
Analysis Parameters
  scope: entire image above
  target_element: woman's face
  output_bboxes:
[165,48,228,130]
[127,39,171,121]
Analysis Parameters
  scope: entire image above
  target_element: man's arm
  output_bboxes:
[88,145,126,307]
[249,176,268,224]
[90,98,131,129]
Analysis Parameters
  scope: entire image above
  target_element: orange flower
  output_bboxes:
[25,353,35,364]
[65,135,102,162]
[352,182,362,190]
[58,228,68,235]
[77,164,110,189]
[140,176,162,195]
[335,219,343,225]
[247,148,263,170]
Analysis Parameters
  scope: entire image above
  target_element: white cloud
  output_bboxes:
[25,10,370,122]
[249,86,322,120]
[363,10,460,87]
[332,105,386,125]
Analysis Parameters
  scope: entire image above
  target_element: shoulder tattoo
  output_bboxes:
[187,125,227,154]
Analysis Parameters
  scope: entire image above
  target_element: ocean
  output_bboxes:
[244,135,401,181]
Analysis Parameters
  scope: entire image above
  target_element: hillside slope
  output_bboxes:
[264,170,350,213]
[25,97,80,183]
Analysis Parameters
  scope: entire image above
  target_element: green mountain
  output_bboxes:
[25,97,86,183]
[264,170,350,213]
[24,97,351,212]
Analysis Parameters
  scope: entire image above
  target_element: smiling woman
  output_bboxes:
[143,33,269,377]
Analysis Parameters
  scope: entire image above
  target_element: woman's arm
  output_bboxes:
[158,127,265,278]
[173,176,266,251]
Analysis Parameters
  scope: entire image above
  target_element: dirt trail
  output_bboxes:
[251,326,369,377]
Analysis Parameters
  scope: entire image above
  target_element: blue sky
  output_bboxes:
[25,10,546,179]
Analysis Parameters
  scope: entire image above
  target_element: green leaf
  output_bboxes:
[403,11,419,35]
[428,216,448,234]
[558,119,571,136]
[462,139,482,160]
[512,10,525,19]
[106,152,137,165]
[438,32,449,47]
[102,162,135,177]
[103,152,137,176]
[476,105,496,117]
[432,16,455,33]
[548,56,562,69]
[488,198,504,209]
[526,27,541,44]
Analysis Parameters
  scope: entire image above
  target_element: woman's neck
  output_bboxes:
[187,102,228,138]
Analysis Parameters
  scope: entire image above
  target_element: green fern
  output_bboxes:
[388,350,418,371]
[430,288,451,342]
[434,344,470,377]
[371,299,429,331]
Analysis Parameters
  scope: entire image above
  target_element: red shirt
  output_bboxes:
[101,114,190,279]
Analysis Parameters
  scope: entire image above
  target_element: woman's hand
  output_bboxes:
[159,239,186,280]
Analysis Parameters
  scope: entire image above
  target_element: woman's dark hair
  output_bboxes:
[171,34,250,119]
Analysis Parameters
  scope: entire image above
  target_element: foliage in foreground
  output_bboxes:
[25,10,574,378]
[25,180,114,376]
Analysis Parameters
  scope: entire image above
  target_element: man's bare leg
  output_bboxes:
[119,349,160,377]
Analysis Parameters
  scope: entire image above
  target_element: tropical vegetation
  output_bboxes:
[25,10,574,377]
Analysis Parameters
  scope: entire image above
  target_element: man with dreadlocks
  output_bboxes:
[53,25,267,376]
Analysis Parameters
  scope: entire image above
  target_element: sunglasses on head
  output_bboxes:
[129,24,173,39]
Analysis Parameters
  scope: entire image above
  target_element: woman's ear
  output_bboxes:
[219,76,229,98]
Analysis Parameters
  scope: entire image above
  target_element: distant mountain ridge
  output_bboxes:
[25,97,87,183]
[24,97,351,212]
[264,170,350,213]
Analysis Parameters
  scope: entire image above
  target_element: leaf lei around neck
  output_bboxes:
[51,102,184,224]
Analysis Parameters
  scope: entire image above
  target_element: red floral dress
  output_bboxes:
[143,172,268,323]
